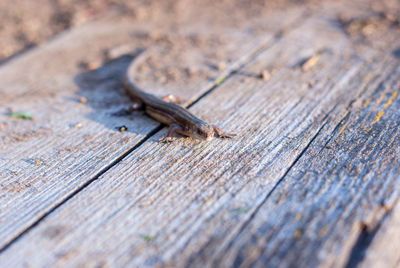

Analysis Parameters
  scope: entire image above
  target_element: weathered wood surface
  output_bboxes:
[1,0,400,267]
[0,5,304,251]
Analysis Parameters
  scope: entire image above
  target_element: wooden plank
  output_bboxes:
[218,65,400,267]
[213,27,400,268]
[0,7,305,250]
[2,2,396,266]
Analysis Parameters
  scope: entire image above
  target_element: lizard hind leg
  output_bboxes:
[112,101,144,116]
[161,94,185,105]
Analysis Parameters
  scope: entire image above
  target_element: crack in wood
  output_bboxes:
[214,111,332,267]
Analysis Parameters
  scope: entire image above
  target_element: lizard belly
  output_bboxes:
[146,107,176,125]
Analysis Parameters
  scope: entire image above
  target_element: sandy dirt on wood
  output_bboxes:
[1,0,318,63]
[1,0,399,64]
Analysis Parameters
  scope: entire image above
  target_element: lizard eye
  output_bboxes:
[197,129,203,135]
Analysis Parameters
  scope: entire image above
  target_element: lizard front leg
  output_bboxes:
[213,125,236,139]
[159,124,189,143]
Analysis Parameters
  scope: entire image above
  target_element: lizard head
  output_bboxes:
[191,123,214,140]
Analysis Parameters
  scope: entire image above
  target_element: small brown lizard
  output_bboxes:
[123,51,235,142]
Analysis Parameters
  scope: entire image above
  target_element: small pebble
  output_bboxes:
[35,159,43,167]
[79,97,87,104]
[117,125,128,132]
[72,123,83,129]
[301,55,319,71]
[186,66,197,76]
[307,80,315,88]
[260,70,270,81]
[87,61,101,70]
[78,60,101,71]
[217,61,226,71]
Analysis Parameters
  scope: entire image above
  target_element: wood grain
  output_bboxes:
[3,2,399,266]
[217,57,400,268]
[0,8,304,250]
